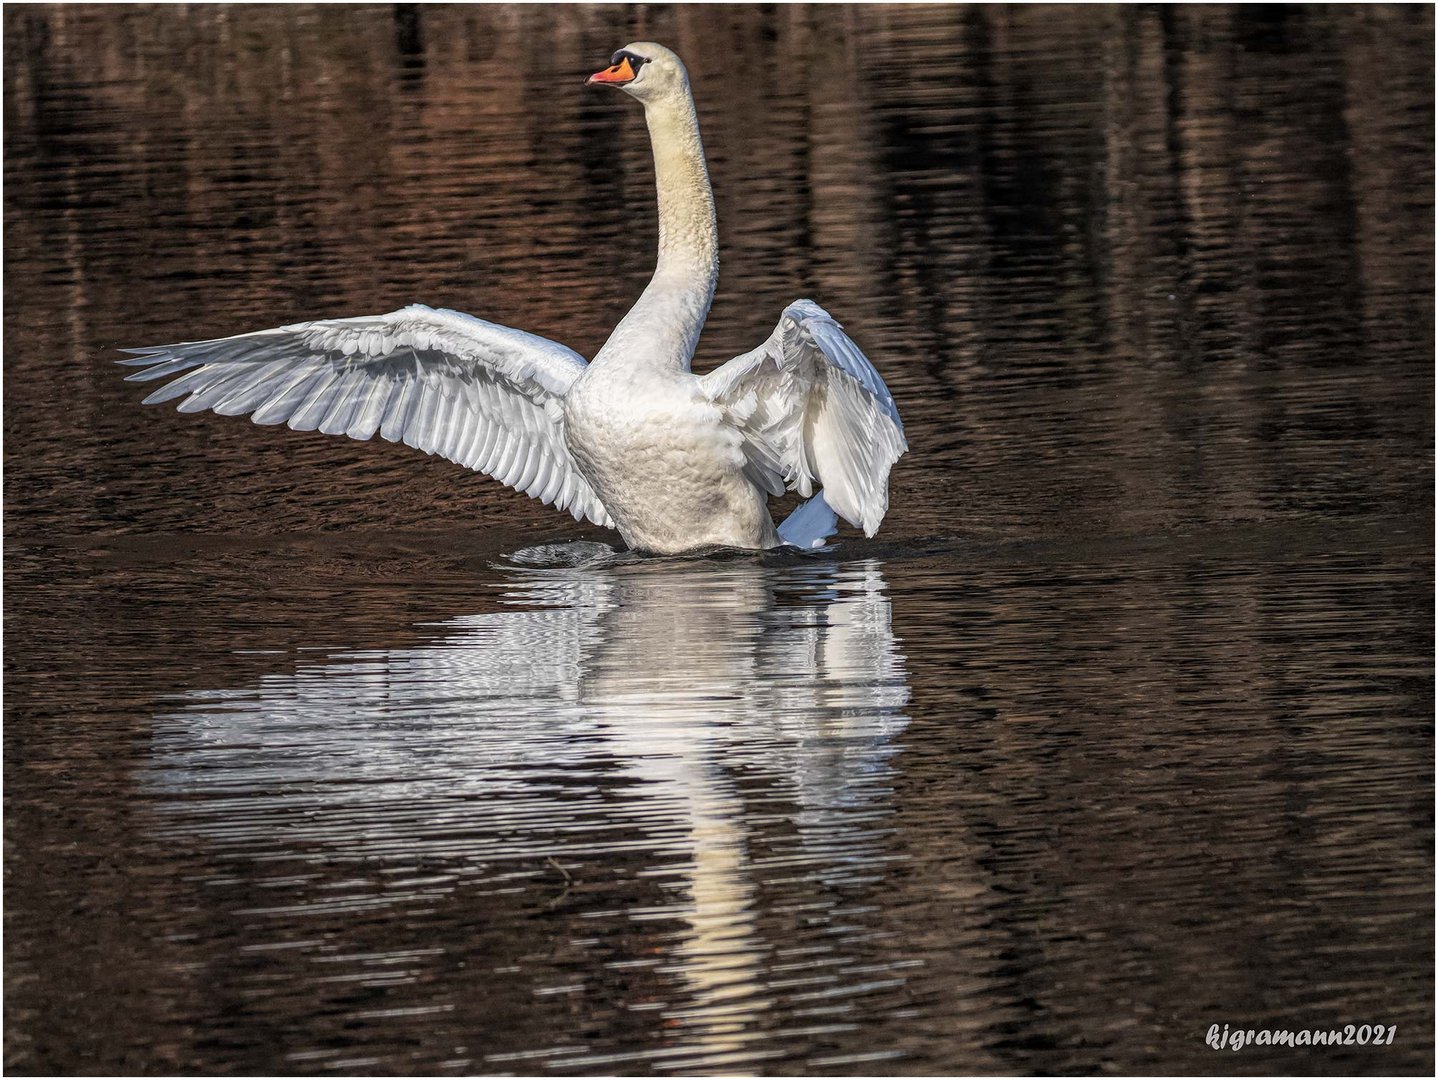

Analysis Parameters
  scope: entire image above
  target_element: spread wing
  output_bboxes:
[699,300,906,536]
[119,304,612,527]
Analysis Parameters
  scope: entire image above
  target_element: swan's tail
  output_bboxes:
[777,492,838,549]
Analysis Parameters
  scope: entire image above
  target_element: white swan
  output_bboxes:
[120,43,907,554]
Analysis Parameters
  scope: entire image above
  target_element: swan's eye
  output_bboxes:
[612,50,650,73]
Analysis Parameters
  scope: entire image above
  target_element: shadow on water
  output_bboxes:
[143,557,909,1073]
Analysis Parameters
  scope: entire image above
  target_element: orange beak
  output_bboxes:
[586,57,636,86]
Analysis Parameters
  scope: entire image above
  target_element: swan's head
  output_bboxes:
[586,42,687,103]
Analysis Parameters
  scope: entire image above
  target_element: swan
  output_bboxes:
[120,43,907,554]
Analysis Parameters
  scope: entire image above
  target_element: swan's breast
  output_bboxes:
[566,375,739,475]
[562,370,768,548]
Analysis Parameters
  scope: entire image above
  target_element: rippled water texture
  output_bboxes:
[5,4,1434,1075]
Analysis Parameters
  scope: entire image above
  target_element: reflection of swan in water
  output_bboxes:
[146,556,909,1071]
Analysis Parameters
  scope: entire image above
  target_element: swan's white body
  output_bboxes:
[566,372,779,551]
[122,43,906,554]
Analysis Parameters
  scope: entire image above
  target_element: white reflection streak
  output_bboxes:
[147,557,909,1067]
[595,562,907,1069]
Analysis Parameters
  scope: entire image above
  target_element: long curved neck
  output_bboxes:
[648,92,718,287]
[593,85,718,373]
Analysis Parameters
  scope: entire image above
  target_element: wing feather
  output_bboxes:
[377,375,417,441]
[120,304,612,528]
[288,368,344,431]
[345,377,390,441]
[699,299,906,537]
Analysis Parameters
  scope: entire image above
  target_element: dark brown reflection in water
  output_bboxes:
[4,3,1433,1075]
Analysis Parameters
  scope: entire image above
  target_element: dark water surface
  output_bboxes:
[4,4,1433,1075]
